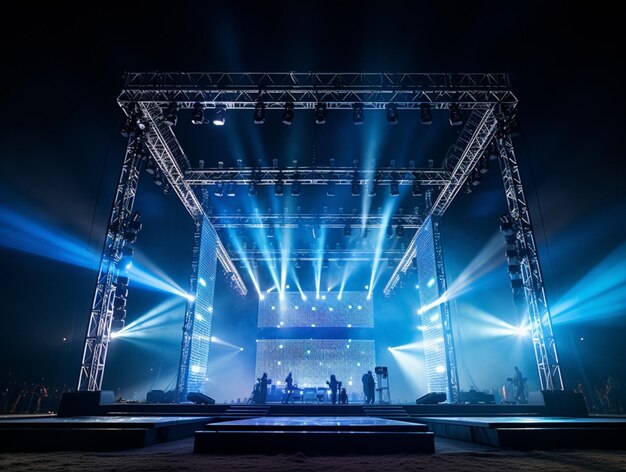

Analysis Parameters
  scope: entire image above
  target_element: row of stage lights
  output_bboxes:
[158,101,461,127]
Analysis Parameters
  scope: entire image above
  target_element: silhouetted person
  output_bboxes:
[326,375,339,404]
[258,373,269,404]
[283,372,294,403]
[513,366,525,404]
[362,370,375,404]
[339,387,348,404]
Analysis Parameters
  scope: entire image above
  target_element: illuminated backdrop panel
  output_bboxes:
[255,339,376,395]
[258,291,374,328]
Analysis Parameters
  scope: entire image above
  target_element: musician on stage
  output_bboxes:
[326,374,339,404]
[258,372,269,404]
[283,372,294,403]
[513,366,525,404]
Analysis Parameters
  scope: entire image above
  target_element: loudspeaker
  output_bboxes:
[146,389,166,403]
[542,390,588,417]
[57,390,116,417]
[416,392,447,404]
[187,392,216,405]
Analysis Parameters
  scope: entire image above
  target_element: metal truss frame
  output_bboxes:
[118,72,516,109]
[85,71,563,395]
[186,167,450,186]
[78,137,142,391]
[498,132,563,391]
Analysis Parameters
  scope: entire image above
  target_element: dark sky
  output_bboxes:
[1,2,624,401]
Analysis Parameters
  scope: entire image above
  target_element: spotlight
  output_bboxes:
[291,174,301,196]
[465,182,473,194]
[420,103,433,125]
[448,103,463,126]
[153,170,163,186]
[162,103,178,126]
[396,225,405,237]
[386,225,393,238]
[488,142,499,161]
[351,179,360,196]
[226,183,236,197]
[120,116,134,137]
[412,180,423,197]
[327,182,335,196]
[314,102,326,124]
[111,319,125,332]
[145,159,156,175]
[500,218,515,236]
[213,105,226,126]
[390,180,399,197]
[275,178,284,196]
[386,103,398,124]
[191,103,204,125]
[368,180,377,197]
[282,102,294,125]
[471,170,481,186]
[267,225,275,238]
[128,212,142,232]
[248,181,257,196]
[352,103,364,124]
[344,223,352,237]
[479,157,490,174]
[253,101,266,124]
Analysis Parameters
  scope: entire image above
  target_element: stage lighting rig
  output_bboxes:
[212,105,226,126]
[386,225,393,238]
[448,103,463,126]
[144,159,156,175]
[386,103,398,124]
[292,174,301,196]
[390,173,400,196]
[412,179,423,197]
[420,103,433,125]
[275,174,284,196]
[214,182,224,196]
[314,102,326,124]
[396,225,405,237]
[191,103,204,125]
[282,102,294,125]
[488,142,499,161]
[470,170,481,186]
[254,101,266,124]
[344,223,352,237]
[248,181,257,196]
[479,157,490,174]
[153,170,163,186]
[327,182,335,196]
[162,102,178,127]
[352,103,364,124]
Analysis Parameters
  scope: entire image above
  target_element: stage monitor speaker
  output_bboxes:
[542,390,588,417]
[57,390,116,417]
[416,392,447,404]
[187,392,216,405]
[146,389,166,403]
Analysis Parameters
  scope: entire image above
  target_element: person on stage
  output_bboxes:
[283,372,294,404]
[258,372,269,404]
[339,387,348,404]
[326,374,339,404]
[513,366,525,404]
[362,370,375,404]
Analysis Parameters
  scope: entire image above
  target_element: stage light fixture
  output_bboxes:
[275,179,284,196]
[352,103,364,124]
[120,116,133,137]
[144,159,156,175]
[291,176,301,196]
[500,218,515,236]
[479,157,490,174]
[386,103,398,124]
[282,102,294,125]
[327,182,335,196]
[162,102,178,126]
[412,180,423,197]
[153,170,163,186]
[396,225,405,237]
[386,225,393,238]
[420,103,433,125]
[323,258,329,269]
[214,182,224,196]
[248,181,257,196]
[488,142,499,161]
[212,105,226,126]
[314,102,326,124]
[253,101,266,124]
[471,170,481,186]
[448,103,463,126]
[267,225,275,238]
[465,182,473,194]
[128,212,142,232]
[344,223,352,237]
[390,180,399,197]
[226,183,236,197]
[191,103,204,125]
[368,181,377,197]
[412,257,417,269]
[111,319,125,332]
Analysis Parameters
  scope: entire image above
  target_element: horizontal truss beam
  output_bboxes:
[210,214,422,228]
[118,72,516,108]
[186,167,450,186]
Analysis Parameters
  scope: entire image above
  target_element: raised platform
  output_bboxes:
[0,415,212,452]
[195,416,435,454]
[417,416,626,450]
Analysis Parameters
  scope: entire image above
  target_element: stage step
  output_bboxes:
[220,404,271,419]
[363,405,410,418]
[195,416,434,454]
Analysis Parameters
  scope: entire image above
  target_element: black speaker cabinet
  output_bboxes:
[542,390,588,417]
[146,389,166,403]
[416,392,447,404]
[187,392,216,404]
[57,390,116,417]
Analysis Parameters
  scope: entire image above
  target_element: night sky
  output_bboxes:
[1,2,624,403]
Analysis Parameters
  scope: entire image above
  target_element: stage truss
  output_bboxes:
[78,72,563,397]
